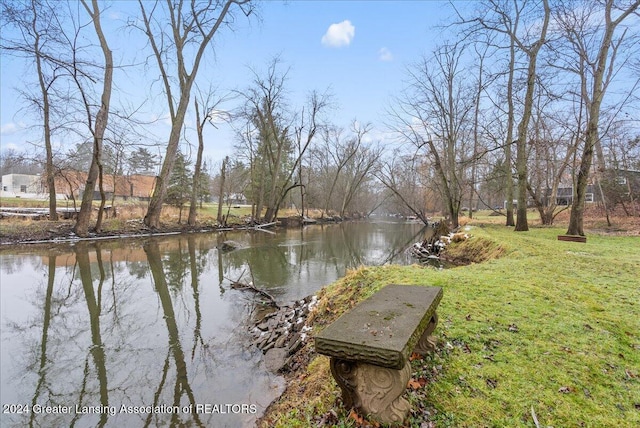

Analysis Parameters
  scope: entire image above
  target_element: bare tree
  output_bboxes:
[216,156,228,224]
[338,141,383,218]
[555,0,640,236]
[526,94,580,224]
[316,123,366,218]
[453,0,524,226]
[513,0,550,231]
[1,0,63,220]
[461,0,550,230]
[389,42,475,228]
[467,38,493,218]
[136,0,253,229]
[376,154,436,224]
[237,58,329,222]
[189,87,232,225]
[317,123,383,218]
[73,0,114,236]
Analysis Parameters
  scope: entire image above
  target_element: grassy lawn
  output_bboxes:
[263,224,640,427]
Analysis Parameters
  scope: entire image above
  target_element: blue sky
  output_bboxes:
[0,0,458,164]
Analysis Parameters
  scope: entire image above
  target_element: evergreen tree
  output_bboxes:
[127,147,158,175]
[197,160,212,206]
[166,151,192,223]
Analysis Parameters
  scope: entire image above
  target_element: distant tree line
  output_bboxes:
[1,0,638,236]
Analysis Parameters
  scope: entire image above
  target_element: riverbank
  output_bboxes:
[259,224,640,427]
[0,202,359,245]
[2,202,637,246]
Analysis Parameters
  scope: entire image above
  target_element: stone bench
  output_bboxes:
[315,284,443,425]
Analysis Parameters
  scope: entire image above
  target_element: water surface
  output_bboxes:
[0,221,426,427]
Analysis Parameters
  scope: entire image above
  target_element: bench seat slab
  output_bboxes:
[315,284,443,370]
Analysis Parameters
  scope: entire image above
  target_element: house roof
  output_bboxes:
[52,170,156,198]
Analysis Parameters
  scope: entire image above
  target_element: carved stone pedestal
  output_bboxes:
[330,358,411,425]
[329,313,439,425]
[414,313,439,355]
[315,285,443,425]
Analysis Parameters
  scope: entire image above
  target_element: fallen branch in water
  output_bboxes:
[226,270,279,307]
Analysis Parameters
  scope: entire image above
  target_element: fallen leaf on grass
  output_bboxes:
[314,409,339,426]
[410,352,423,361]
[349,409,364,425]
[508,324,519,332]
[558,386,572,393]
[408,379,422,390]
[486,378,498,389]
[408,378,427,390]
[347,409,379,427]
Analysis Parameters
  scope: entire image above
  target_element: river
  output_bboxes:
[0,220,429,428]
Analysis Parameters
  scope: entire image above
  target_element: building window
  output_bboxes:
[585,193,594,203]
[20,185,27,193]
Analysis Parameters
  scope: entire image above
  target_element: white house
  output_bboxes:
[0,173,66,199]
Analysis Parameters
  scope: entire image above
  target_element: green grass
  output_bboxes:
[262,224,640,428]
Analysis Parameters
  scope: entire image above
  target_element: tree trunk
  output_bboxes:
[504,30,517,227]
[189,99,205,226]
[75,159,99,236]
[35,38,58,220]
[299,166,305,217]
[426,139,459,229]
[254,154,266,221]
[140,0,243,229]
[95,161,106,232]
[217,157,227,224]
[566,0,639,235]
[263,140,284,223]
[596,176,611,226]
[514,0,549,232]
[567,143,592,236]
[75,0,113,237]
[469,44,486,220]
[144,106,189,229]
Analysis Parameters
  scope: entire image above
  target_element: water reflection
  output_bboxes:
[0,221,426,427]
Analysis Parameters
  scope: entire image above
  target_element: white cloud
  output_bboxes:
[378,47,393,62]
[361,126,396,144]
[0,122,25,135]
[1,142,20,151]
[321,20,355,48]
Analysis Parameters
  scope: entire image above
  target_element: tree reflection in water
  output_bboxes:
[143,240,204,427]
[75,243,110,427]
[1,221,426,427]
[28,254,56,428]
